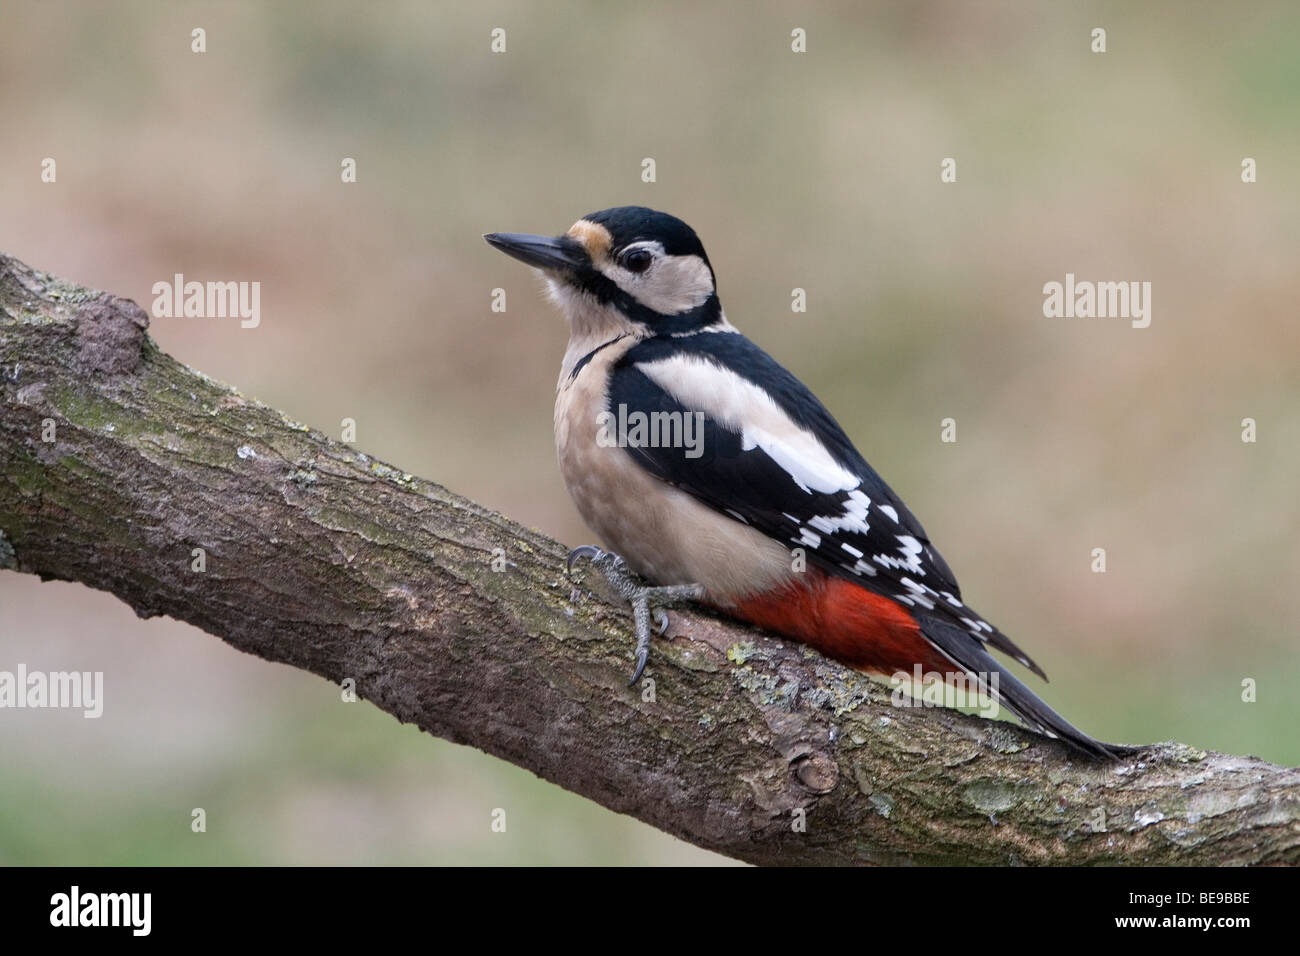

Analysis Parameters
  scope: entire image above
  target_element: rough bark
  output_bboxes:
[1,251,1296,866]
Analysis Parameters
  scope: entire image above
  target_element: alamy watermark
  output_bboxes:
[596,403,706,458]
[889,665,999,718]
[0,664,103,718]
[50,886,150,936]
[1043,273,1151,328]
[151,273,260,328]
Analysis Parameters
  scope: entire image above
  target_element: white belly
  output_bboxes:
[554,335,793,605]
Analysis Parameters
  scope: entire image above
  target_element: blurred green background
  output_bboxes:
[1,1,1297,864]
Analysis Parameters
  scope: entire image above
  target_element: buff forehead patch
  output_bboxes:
[567,219,613,262]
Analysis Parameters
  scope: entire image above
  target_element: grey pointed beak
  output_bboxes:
[484,232,588,273]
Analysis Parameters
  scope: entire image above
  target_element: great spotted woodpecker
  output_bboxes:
[486,206,1122,758]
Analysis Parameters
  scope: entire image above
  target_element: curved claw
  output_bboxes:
[652,609,670,635]
[628,646,650,687]
[566,545,604,573]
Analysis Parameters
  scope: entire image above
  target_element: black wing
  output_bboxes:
[608,331,1047,678]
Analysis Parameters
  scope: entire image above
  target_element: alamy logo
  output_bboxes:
[889,664,1000,718]
[596,403,706,459]
[151,273,261,328]
[1042,273,1151,328]
[0,664,102,717]
[50,886,151,936]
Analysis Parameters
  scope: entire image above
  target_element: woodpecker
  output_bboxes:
[486,206,1123,758]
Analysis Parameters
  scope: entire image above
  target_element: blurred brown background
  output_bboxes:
[1,1,1297,864]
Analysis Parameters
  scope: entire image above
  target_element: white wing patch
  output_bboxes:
[896,576,935,610]
[873,534,925,576]
[637,355,861,495]
[807,488,871,536]
[796,527,821,548]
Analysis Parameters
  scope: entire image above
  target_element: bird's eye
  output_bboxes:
[622,249,653,273]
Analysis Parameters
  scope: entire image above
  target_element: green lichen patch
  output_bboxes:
[987,725,1030,754]
[6,452,53,496]
[730,664,778,695]
[50,386,150,441]
[37,273,100,307]
[804,662,877,717]
[728,664,799,709]
[962,778,1022,814]
[726,640,758,665]
[289,468,319,489]
[1163,743,1209,764]
[663,642,720,673]
[369,461,416,486]
[868,792,895,818]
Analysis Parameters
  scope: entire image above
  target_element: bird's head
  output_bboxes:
[485,206,723,337]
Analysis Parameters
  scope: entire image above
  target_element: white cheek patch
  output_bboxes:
[605,251,715,315]
[637,355,861,495]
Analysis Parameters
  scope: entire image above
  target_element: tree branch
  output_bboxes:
[1,251,1296,866]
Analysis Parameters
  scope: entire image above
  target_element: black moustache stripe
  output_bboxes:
[570,267,724,334]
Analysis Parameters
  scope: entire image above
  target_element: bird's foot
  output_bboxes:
[566,546,704,685]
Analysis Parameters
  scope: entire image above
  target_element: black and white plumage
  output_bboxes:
[485,206,1124,758]
[605,331,1045,673]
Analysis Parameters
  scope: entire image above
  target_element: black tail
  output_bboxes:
[919,619,1134,760]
